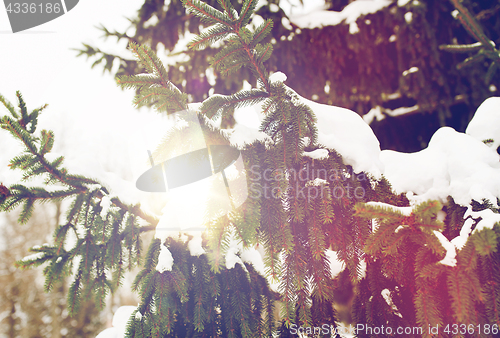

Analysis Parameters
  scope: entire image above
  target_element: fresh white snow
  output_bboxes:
[277,85,385,178]
[450,217,474,250]
[289,0,392,32]
[363,106,386,124]
[402,66,419,76]
[95,328,118,338]
[305,178,329,187]
[270,71,288,83]
[95,306,137,338]
[466,97,500,152]
[156,244,174,273]
[20,252,46,262]
[383,104,419,117]
[433,230,457,267]
[365,201,413,216]
[381,289,402,317]
[325,250,346,278]
[100,195,112,218]
[224,228,250,270]
[240,247,266,276]
[303,149,329,160]
[464,206,500,234]
[404,12,413,23]
[225,246,244,269]
[374,97,500,264]
[381,126,500,207]
[187,234,206,256]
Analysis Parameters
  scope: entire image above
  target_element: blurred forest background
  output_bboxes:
[1,0,499,337]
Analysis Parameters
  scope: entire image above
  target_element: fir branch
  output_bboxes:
[457,52,485,70]
[1,116,38,154]
[238,0,259,28]
[26,104,47,133]
[307,207,326,261]
[354,202,407,221]
[241,42,271,92]
[188,24,233,50]
[211,41,246,70]
[254,43,273,65]
[250,19,274,48]
[443,0,500,84]
[183,0,272,92]
[414,287,442,330]
[0,93,18,118]
[1,113,89,193]
[485,61,498,85]
[133,87,187,113]
[118,74,164,90]
[217,0,237,20]
[219,59,247,77]
[133,239,161,292]
[450,0,493,49]
[68,271,83,316]
[16,91,29,127]
[206,215,230,272]
[447,267,472,323]
[200,89,268,118]
[182,0,233,26]
[471,228,498,256]
[128,43,160,77]
[119,43,187,114]
[54,223,73,255]
[40,129,54,156]
[381,229,407,256]
[438,41,483,53]
[260,194,284,280]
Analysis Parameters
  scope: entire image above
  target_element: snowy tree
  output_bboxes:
[77,0,500,152]
[1,1,500,338]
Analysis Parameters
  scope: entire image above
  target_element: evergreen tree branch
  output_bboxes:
[217,0,237,20]
[183,0,271,92]
[118,43,187,114]
[441,0,500,84]
[182,0,233,26]
[188,24,233,50]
